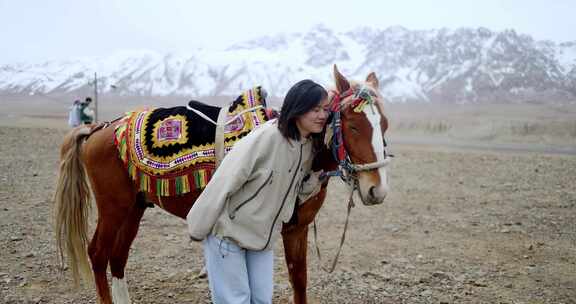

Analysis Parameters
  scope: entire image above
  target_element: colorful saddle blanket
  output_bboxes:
[114,87,272,196]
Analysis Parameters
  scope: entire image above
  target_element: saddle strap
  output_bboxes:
[87,116,124,137]
[214,105,229,168]
[187,104,264,126]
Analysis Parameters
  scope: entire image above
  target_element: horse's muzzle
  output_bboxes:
[365,185,387,205]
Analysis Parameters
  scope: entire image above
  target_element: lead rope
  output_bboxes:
[312,181,356,273]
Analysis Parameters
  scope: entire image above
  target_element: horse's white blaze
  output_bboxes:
[364,105,389,199]
[112,276,131,304]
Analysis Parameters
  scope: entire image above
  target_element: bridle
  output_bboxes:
[313,85,393,273]
[321,86,392,188]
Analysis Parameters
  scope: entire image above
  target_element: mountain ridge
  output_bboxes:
[1,25,575,103]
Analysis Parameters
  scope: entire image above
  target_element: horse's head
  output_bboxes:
[326,65,390,205]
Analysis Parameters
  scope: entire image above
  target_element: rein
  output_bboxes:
[313,87,391,273]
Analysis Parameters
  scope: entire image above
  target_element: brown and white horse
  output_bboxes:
[54,65,390,304]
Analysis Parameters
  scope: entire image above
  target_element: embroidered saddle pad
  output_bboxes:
[114,86,273,196]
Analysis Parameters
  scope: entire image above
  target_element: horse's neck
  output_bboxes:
[312,145,338,172]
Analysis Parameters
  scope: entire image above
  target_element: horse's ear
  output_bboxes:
[366,72,379,89]
[333,65,350,93]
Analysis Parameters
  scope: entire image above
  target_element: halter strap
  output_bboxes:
[328,89,353,164]
[329,88,354,112]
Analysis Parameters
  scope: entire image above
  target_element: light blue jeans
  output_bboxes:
[203,234,274,304]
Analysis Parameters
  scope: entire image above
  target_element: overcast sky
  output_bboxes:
[0,0,574,64]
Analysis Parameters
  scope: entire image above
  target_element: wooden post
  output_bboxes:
[94,72,98,123]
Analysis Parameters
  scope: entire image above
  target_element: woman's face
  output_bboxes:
[296,97,330,138]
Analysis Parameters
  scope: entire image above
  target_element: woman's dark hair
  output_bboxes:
[278,79,328,151]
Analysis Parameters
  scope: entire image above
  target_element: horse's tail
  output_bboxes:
[54,126,93,286]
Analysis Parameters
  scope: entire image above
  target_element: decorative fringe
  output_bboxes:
[139,173,151,192]
[353,100,368,113]
[127,164,213,197]
[114,120,129,164]
[114,112,216,197]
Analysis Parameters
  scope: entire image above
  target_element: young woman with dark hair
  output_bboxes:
[278,79,329,152]
[186,79,330,304]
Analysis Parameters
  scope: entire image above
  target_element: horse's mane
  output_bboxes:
[330,81,386,113]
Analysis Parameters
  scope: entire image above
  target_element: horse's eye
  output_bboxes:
[349,125,359,134]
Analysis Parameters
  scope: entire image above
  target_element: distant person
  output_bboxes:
[80,97,95,124]
[67,99,81,127]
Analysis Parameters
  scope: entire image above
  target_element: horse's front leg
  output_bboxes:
[282,188,328,304]
[282,225,309,304]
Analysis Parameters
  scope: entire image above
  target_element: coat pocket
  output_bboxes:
[228,169,273,219]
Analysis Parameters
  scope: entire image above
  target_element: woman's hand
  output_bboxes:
[309,170,329,185]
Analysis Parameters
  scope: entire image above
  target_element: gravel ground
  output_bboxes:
[0,126,575,303]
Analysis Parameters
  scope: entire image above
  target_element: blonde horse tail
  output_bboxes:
[54,126,93,287]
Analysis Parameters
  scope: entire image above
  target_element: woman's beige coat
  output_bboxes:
[186,119,320,251]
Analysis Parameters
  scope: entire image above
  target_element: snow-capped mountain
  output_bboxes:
[1,25,575,103]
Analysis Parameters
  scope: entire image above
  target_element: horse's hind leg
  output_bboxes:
[82,123,138,304]
[88,194,137,304]
[109,193,147,304]
[88,218,120,304]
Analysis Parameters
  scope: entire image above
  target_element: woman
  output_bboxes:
[186,79,330,304]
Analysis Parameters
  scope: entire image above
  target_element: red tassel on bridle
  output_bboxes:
[329,89,355,163]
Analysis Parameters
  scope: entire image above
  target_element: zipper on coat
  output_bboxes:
[261,143,303,250]
[229,170,274,219]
